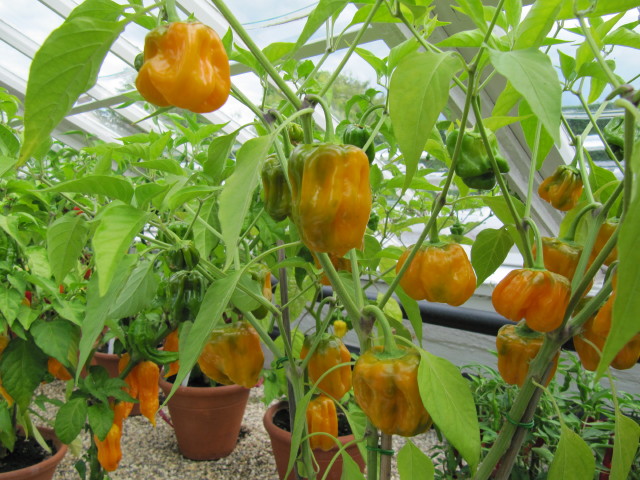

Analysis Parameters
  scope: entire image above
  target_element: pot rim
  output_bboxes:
[158,376,249,396]
[0,426,68,479]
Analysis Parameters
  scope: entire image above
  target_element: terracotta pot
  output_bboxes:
[0,427,67,480]
[158,377,250,460]
[91,352,141,416]
[263,401,365,480]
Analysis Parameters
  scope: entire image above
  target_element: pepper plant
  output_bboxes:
[6,0,640,479]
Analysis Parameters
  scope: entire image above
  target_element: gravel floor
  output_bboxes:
[36,381,438,480]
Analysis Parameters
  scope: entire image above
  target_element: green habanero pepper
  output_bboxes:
[343,124,376,164]
[261,155,291,222]
[446,128,510,190]
[167,270,205,324]
[603,116,640,160]
[287,123,304,146]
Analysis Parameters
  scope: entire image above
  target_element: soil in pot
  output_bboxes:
[264,402,365,480]
[158,375,250,461]
[0,427,67,480]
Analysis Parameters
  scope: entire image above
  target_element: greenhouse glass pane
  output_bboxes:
[0,1,64,45]
[0,40,31,82]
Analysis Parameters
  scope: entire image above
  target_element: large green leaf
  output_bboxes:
[471,227,514,285]
[19,1,126,163]
[92,203,149,295]
[218,135,272,269]
[0,289,22,326]
[108,259,159,319]
[389,52,463,191]
[513,0,563,50]
[397,440,435,480]
[519,100,555,170]
[192,196,221,259]
[31,318,80,369]
[88,401,114,442]
[418,350,480,472]
[204,132,237,185]
[0,338,47,409]
[610,410,640,480]
[604,27,640,49]
[557,0,640,20]
[340,454,366,480]
[42,176,134,203]
[55,397,88,444]
[296,0,349,47]
[547,425,595,479]
[489,49,562,145]
[47,213,90,284]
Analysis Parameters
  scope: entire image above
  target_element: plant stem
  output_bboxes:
[575,136,595,204]
[575,93,623,170]
[523,123,541,219]
[305,94,334,142]
[576,13,621,89]
[362,305,396,352]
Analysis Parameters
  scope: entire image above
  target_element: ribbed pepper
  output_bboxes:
[343,124,376,163]
[95,419,122,472]
[590,219,618,267]
[306,395,339,451]
[396,243,477,306]
[446,128,510,190]
[118,354,159,425]
[300,334,352,400]
[288,143,371,256]
[496,323,559,387]
[198,321,264,388]
[248,263,273,319]
[353,346,431,437]
[314,253,352,287]
[163,330,180,378]
[492,269,571,333]
[136,22,230,113]
[532,237,585,282]
[261,155,291,222]
[47,357,72,381]
[538,165,583,211]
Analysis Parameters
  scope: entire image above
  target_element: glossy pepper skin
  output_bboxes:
[492,269,571,333]
[261,155,291,222]
[343,124,376,163]
[198,321,264,388]
[353,346,431,437]
[446,128,510,190]
[532,237,585,282]
[396,243,476,306]
[163,330,180,378]
[306,395,339,451]
[95,416,122,472]
[496,323,559,387]
[118,354,160,425]
[590,219,618,267]
[168,270,205,323]
[300,334,352,400]
[538,165,583,211]
[47,357,72,381]
[136,22,230,113]
[288,143,371,257]
[575,294,640,370]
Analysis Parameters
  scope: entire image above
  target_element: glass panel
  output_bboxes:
[0,40,32,82]
[0,1,64,45]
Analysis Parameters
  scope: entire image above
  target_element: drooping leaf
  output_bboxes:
[31,318,80,369]
[513,0,564,50]
[88,401,114,442]
[604,27,640,49]
[54,397,88,444]
[557,0,640,20]
[471,227,514,285]
[47,213,90,284]
[547,424,595,479]
[340,454,366,480]
[204,131,237,185]
[42,176,134,203]
[610,410,640,480]
[389,52,463,191]
[108,260,159,319]
[418,350,480,472]
[296,0,349,47]
[397,440,436,480]
[0,338,47,409]
[192,196,221,259]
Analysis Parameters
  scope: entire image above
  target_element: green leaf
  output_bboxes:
[20,1,126,163]
[504,0,522,30]
[170,272,243,399]
[389,51,463,191]
[296,0,349,47]
[0,155,18,178]
[340,454,366,480]
[513,0,563,50]
[204,132,237,185]
[218,135,272,268]
[557,0,640,20]
[436,29,484,48]
[604,27,640,49]
[0,338,47,409]
[489,49,562,145]
[558,51,576,81]
[387,37,420,72]
[134,183,173,208]
[610,410,640,480]
[108,260,159,319]
[47,214,89,284]
[164,185,220,211]
[492,81,522,117]
[135,159,184,175]
[483,115,529,132]
[397,440,436,480]
[393,284,423,344]
[0,404,16,451]
[471,227,514,285]
[25,246,51,279]
[519,100,555,170]
[31,319,80,369]
[55,397,88,444]
[598,190,640,374]
[263,42,296,63]
[88,401,114,442]
[0,289,22,326]
[192,196,221,259]
[42,176,134,203]
[355,47,386,77]
[418,350,480,471]
[92,204,149,295]
[454,0,487,33]
[547,424,595,479]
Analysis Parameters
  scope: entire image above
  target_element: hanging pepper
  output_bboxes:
[94,412,123,472]
[261,155,292,222]
[128,315,179,366]
[163,330,180,378]
[496,323,559,387]
[492,269,571,333]
[118,354,138,420]
[603,116,640,160]
[47,357,72,381]
[532,237,586,282]
[446,128,510,190]
[590,219,618,267]
[159,222,200,272]
[576,293,640,370]
[198,321,264,388]
[246,263,273,320]
[333,320,348,339]
[300,333,352,400]
[287,123,304,146]
[538,165,583,211]
[343,124,376,164]
[136,22,230,113]
[353,346,432,437]
[288,143,372,257]
[396,243,477,306]
[118,354,160,426]
[167,270,205,324]
[306,395,339,451]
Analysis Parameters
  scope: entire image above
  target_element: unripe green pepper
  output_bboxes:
[287,123,304,146]
[446,128,510,190]
[167,270,205,324]
[343,124,376,164]
[261,155,291,222]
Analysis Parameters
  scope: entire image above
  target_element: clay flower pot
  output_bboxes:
[158,377,250,460]
[0,427,67,480]
[263,401,365,480]
[91,352,141,416]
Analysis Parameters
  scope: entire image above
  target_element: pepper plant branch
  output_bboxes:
[523,123,541,219]
[209,0,301,109]
[318,0,383,98]
[348,249,365,312]
[562,202,599,242]
[575,137,595,204]
[566,272,613,336]
[576,92,623,170]
[305,94,334,142]
[183,205,224,242]
[230,84,268,126]
[577,13,621,90]
[362,110,387,154]
[622,106,636,216]
[163,0,180,23]
[362,305,397,352]
[523,218,544,270]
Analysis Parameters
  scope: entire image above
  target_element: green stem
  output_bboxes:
[305,94,334,142]
[561,203,599,242]
[210,0,301,109]
[348,249,364,311]
[576,93,624,170]
[163,0,180,22]
[622,106,635,216]
[575,136,595,204]
[362,305,396,352]
[566,273,613,335]
[523,123,541,219]
[577,13,621,89]
[359,105,385,125]
[231,84,268,127]
[242,311,282,358]
[318,0,383,98]
[524,218,545,270]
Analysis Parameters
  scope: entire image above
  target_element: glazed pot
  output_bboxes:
[0,427,67,480]
[91,352,141,416]
[158,377,250,460]
[263,401,365,480]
